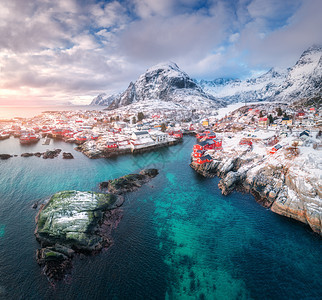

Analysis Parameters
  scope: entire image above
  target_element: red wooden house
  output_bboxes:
[76,136,87,142]
[196,132,206,140]
[106,141,118,149]
[206,131,216,139]
[193,139,222,151]
[193,150,205,158]
[173,130,183,138]
[239,138,253,146]
[193,141,208,151]
[196,155,213,165]
[212,138,222,150]
[269,144,282,154]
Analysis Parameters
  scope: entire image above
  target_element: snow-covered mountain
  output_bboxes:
[199,45,322,103]
[91,46,321,108]
[106,62,225,110]
[273,45,322,101]
[197,68,288,103]
[90,93,120,106]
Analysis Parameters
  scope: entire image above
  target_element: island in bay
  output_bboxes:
[34,169,158,282]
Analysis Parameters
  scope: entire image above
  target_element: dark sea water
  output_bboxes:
[0,135,321,299]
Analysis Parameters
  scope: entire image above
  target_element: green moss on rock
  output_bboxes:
[36,190,118,250]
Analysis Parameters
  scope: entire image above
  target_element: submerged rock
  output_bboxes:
[100,168,159,194]
[43,149,61,159]
[0,154,12,160]
[21,153,34,157]
[62,152,74,159]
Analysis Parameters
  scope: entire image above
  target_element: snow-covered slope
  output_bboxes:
[199,45,322,103]
[198,68,288,103]
[90,93,120,106]
[273,45,322,101]
[107,62,225,110]
[92,46,321,108]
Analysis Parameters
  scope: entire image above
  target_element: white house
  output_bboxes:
[131,131,150,140]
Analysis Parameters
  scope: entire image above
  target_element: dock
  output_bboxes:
[42,137,51,145]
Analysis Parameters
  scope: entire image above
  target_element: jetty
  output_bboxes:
[42,137,51,145]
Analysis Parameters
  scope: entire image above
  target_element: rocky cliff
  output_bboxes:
[191,145,322,236]
[90,93,120,106]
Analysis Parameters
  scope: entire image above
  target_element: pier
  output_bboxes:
[42,137,51,145]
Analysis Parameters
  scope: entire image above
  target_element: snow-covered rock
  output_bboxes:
[107,62,225,110]
[90,93,120,106]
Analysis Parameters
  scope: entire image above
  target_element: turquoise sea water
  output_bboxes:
[0,135,321,299]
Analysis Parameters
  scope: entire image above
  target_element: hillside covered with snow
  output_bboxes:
[93,62,226,110]
[91,46,321,108]
[199,45,322,104]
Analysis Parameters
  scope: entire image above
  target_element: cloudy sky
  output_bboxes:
[0,0,321,105]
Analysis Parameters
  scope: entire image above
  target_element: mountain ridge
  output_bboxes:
[91,45,322,107]
[106,62,225,110]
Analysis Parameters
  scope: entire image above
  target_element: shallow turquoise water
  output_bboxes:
[0,136,321,299]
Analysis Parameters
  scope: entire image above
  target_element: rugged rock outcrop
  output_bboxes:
[21,153,34,157]
[35,169,159,283]
[62,152,74,159]
[191,149,322,236]
[43,149,61,159]
[100,168,159,194]
[35,191,122,282]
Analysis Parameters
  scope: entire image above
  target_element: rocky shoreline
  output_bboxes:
[190,150,322,236]
[34,169,158,283]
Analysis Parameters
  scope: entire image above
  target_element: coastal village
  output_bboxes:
[0,101,321,161]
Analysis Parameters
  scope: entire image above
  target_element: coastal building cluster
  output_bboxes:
[0,102,320,160]
[0,107,208,158]
[191,102,321,166]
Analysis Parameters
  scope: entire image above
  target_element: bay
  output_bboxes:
[0,134,321,299]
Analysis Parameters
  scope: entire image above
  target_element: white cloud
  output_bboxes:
[0,0,320,105]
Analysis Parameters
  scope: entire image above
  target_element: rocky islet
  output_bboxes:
[34,169,159,283]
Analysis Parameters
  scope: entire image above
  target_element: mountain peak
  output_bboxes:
[304,44,322,53]
[107,62,225,110]
[146,61,180,72]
